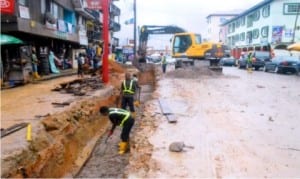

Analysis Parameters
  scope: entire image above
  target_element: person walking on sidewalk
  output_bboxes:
[77,53,85,78]
[31,47,40,79]
[99,106,135,154]
[120,72,138,117]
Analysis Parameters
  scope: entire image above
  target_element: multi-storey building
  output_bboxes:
[220,0,300,58]
[206,13,239,42]
[1,0,120,84]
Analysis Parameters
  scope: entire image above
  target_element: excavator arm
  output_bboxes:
[138,25,186,55]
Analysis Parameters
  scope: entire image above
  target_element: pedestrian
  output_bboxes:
[31,46,41,79]
[48,50,60,74]
[161,53,167,73]
[120,72,137,117]
[247,51,253,73]
[77,53,84,78]
[99,106,135,154]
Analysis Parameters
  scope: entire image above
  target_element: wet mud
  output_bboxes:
[126,63,300,178]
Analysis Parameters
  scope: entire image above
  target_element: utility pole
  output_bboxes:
[102,0,110,83]
[292,5,300,43]
[133,0,137,61]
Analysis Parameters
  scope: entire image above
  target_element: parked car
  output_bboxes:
[166,55,176,64]
[238,51,271,70]
[220,56,236,66]
[264,56,300,74]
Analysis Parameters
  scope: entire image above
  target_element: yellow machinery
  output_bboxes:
[137,25,230,70]
[171,33,230,69]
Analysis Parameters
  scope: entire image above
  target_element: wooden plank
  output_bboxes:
[1,122,28,138]
[166,114,177,123]
[158,98,173,115]
[158,98,177,123]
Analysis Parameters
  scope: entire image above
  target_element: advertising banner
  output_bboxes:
[86,0,102,10]
[272,26,283,44]
[0,0,14,15]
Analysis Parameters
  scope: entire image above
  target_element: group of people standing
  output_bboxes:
[77,44,103,78]
[30,46,73,80]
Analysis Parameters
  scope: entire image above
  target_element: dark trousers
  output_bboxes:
[121,117,135,142]
[162,64,167,73]
[121,96,135,112]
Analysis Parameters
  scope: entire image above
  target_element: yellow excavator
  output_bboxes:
[138,25,230,70]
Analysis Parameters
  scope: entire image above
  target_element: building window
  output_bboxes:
[232,23,235,33]
[262,5,270,17]
[253,29,259,39]
[18,0,28,6]
[235,34,240,42]
[240,32,245,41]
[246,31,253,44]
[240,17,245,26]
[247,15,253,27]
[236,20,240,28]
[228,24,232,33]
[261,26,269,37]
[41,0,46,14]
[253,10,260,21]
[51,2,63,19]
[283,3,300,15]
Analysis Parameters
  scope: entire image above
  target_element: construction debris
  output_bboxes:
[1,122,29,138]
[158,98,177,123]
[169,141,194,152]
[52,77,104,96]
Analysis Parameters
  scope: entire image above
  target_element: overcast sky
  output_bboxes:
[114,0,263,48]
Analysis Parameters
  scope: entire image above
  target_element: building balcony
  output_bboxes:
[110,20,120,32]
[72,0,95,20]
[110,3,120,16]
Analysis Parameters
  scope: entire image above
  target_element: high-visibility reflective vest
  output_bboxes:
[162,56,167,64]
[123,80,134,94]
[109,108,130,127]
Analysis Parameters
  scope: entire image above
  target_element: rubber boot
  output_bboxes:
[118,141,122,147]
[131,112,136,118]
[118,142,128,155]
[34,72,41,79]
[134,100,140,107]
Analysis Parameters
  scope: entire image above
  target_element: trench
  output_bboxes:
[74,66,157,178]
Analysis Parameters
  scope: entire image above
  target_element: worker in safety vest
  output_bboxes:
[99,106,135,154]
[120,72,138,116]
[161,53,167,73]
[247,51,253,73]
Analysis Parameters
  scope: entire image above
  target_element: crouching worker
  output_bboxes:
[99,106,135,154]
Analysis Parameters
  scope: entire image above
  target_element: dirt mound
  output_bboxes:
[109,60,125,73]
[165,66,222,79]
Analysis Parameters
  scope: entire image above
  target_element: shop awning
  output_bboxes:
[0,34,24,45]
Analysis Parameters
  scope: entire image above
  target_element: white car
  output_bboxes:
[166,55,176,64]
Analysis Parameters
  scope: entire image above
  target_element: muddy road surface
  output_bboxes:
[126,62,300,178]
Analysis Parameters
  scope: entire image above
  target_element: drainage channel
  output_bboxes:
[75,71,156,178]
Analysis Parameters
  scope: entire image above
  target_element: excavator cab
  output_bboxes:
[172,33,202,58]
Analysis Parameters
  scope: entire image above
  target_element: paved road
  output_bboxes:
[128,65,300,178]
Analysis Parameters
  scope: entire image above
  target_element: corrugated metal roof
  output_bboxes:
[221,0,274,26]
